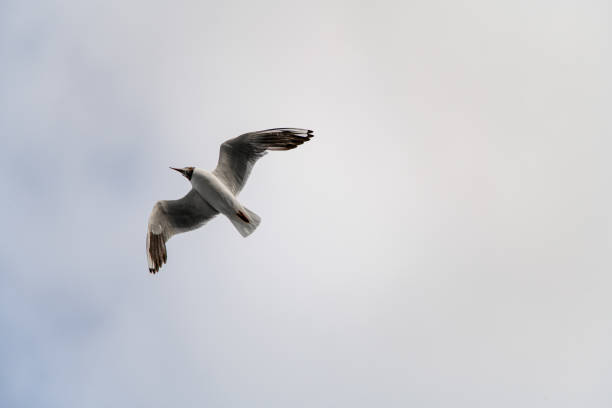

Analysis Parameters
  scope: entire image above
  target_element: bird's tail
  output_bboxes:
[230,206,261,237]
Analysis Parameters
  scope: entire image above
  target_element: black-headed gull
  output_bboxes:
[146,128,313,273]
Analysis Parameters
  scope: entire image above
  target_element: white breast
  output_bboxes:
[191,169,240,215]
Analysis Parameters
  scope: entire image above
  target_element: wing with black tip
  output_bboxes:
[146,189,218,273]
[213,128,313,195]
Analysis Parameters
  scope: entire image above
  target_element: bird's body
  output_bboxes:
[191,168,261,238]
[146,128,313,273]
[191,168,242,218]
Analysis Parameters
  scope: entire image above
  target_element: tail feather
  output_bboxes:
[229,206,261,237]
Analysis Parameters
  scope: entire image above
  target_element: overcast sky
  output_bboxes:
[1,0,611,407]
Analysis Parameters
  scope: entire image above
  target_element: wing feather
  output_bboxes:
[146,189,218,273]
[213,128,313,195]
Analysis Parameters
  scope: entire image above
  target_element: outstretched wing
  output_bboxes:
[146,189,218,273]
[213,128,313,195]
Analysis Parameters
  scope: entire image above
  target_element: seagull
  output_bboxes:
[146,128,314,273]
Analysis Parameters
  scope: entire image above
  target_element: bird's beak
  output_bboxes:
[170,167,186,177]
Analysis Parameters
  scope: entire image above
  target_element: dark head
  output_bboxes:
[170,166,195,180]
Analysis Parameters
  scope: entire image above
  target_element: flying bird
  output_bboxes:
[146,128,314,273]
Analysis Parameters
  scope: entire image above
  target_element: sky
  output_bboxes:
[1,0,611,406]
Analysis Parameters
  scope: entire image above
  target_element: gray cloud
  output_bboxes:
[1,0,611,407]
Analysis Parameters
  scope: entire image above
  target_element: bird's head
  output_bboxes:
[170,166,195,180]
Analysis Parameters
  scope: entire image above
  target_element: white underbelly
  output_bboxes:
[191,170,240,215]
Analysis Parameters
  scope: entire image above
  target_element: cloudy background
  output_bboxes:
[1,0,611,406]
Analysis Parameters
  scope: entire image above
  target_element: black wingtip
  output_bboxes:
[304,129,314,140]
